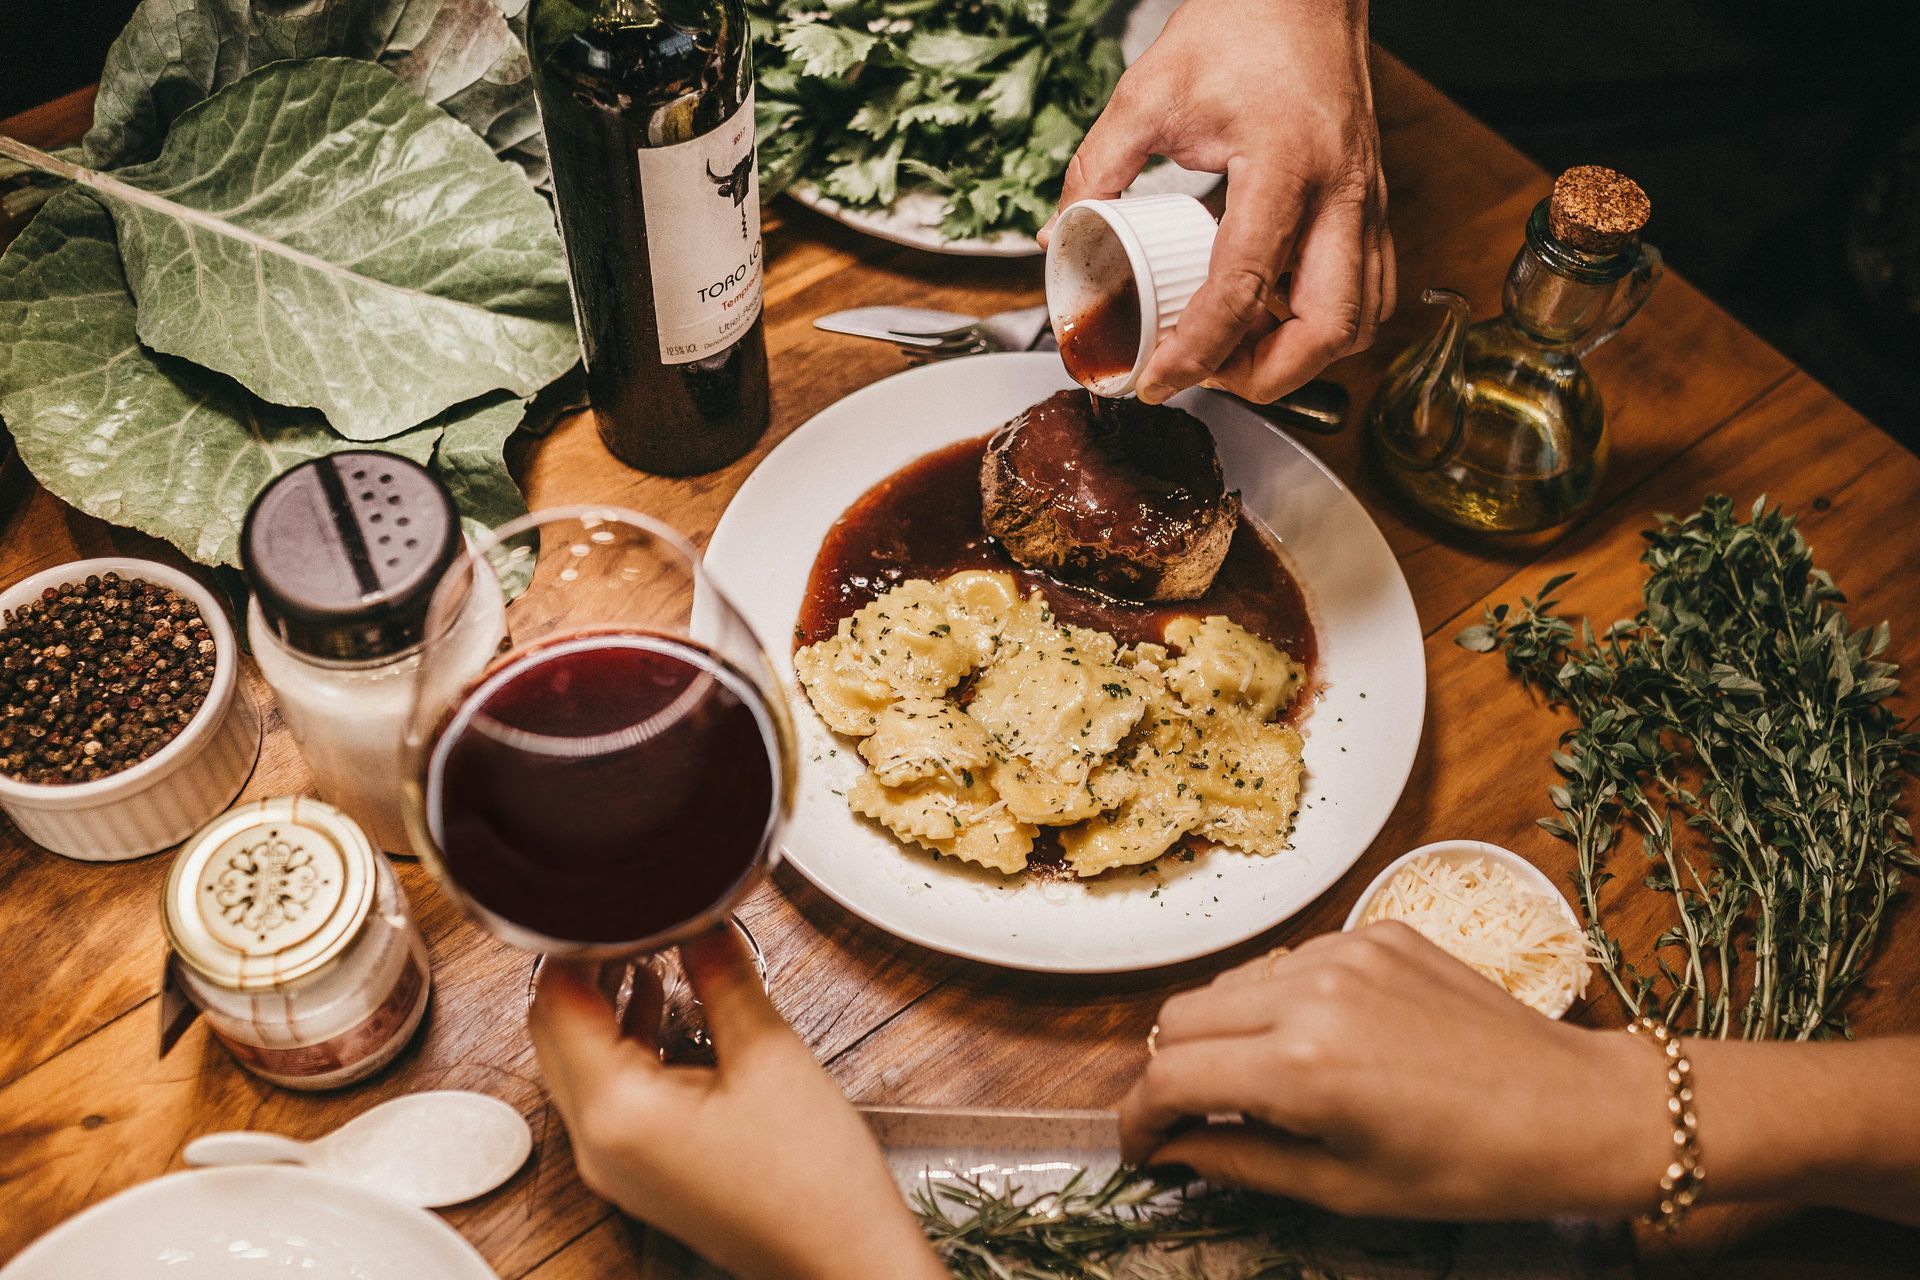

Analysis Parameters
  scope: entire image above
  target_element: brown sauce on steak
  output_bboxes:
[987,390,1221,552]
[794,433,1316,681]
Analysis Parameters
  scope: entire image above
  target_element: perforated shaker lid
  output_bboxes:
[163,797,377,992]
[241,452,462,662]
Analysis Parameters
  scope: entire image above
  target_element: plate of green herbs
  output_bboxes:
[751,0,1218,257]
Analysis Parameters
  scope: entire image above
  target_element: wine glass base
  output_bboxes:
[525,916,765,1063]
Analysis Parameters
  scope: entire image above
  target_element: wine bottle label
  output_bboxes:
[637,92,764,366]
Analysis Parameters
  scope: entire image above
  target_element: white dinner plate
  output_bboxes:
[785,0,1219,258]
[706,353,1424,972]
[1,1166,497,1280]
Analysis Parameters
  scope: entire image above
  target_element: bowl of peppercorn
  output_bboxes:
[0,559,260,860]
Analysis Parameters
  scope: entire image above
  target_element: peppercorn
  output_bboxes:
[0,576,218,784]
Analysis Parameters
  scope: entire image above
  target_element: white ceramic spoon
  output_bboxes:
[183,1091,533,1208]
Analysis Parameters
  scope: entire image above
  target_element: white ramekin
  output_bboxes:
[1044,193,1218,397]
[1343,839,1587,1019]
[0,557,261,861]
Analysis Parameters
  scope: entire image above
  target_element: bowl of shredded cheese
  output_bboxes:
[1344,840,1593,1018]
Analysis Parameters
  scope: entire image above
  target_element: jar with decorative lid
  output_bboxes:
[162,797,431,1090]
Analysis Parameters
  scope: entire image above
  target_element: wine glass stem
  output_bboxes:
[524,916,764,1064]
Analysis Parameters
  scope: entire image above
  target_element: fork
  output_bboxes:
[822,304,1350,433]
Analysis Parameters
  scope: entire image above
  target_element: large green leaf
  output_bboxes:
[432,391,528,536]
[83,0,548,188]
[61,58,576,443]
[432,391,538,597]
[0,189,520,568]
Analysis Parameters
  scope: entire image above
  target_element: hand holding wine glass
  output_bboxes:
[529,927,948,1280]
[404,505,794,1054]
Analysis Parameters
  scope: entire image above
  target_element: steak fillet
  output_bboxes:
[980,391,1240,601]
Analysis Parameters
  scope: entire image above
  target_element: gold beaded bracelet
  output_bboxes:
[1626,1016,1704,1231]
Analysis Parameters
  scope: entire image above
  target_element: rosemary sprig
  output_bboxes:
[912,1165,1328,1279]
[1459,495,1920,1039]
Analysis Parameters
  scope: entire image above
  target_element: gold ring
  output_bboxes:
[1262,946,1293,979]
[1146,1023,1160,1058]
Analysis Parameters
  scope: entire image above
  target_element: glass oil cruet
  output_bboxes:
[1366,166,1662,534]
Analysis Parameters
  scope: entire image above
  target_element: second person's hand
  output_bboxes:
[1121,923,1672,1219]
[1045,0,1394,405]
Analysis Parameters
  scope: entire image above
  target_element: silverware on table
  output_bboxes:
[813,304,1348,434]
[814,304,1052,356]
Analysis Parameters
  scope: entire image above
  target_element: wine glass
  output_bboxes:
[402,505,794,1057]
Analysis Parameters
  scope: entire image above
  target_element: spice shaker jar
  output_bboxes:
[242,454,505,854]
[162,797,431,1090]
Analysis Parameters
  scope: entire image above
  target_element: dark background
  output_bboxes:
[3,0,1916,451]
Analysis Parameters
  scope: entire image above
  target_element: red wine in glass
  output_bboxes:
[424,631,780,951]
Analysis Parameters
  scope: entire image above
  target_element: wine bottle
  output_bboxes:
[529,0,770,476]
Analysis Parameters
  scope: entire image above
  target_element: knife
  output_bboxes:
[814,305,1347,432]
[814,306,989,348]
[814,304,1054,353]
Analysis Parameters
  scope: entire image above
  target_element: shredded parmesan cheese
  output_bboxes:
[1360,854,1593,1015]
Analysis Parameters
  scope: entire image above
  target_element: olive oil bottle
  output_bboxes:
[1367,166,1661,534]
[529,0,769,476]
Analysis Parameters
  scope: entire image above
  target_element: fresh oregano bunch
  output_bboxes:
[1458,495,1919,1040]
[914,1166,1330,1279]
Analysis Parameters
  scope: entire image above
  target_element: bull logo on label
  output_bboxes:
[707,149,754,240]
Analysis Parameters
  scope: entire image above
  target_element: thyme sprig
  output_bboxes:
[913,1165,1328,1279]
[1459,495,1919,1039]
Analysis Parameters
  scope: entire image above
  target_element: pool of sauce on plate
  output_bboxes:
[795,433,1317,684]
[1057,277,1142,386]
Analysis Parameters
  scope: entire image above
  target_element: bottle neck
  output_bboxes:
[1502,200,1640,350]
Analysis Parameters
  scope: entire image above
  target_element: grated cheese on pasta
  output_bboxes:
[1360,854,1592,1015]
[798,574,1308,877]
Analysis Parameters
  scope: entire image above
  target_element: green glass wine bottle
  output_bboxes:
[529,0,770,476]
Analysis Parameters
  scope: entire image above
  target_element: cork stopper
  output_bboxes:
[1548,166,1650,253]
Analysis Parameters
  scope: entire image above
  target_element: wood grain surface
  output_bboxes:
[1,52,1914,1278]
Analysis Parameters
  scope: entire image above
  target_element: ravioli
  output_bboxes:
[990,755,1134,826]
[842,579,993,697]
[1192,719,1306,856]
[847,770,1036,874]
[792,634,896,736]
[1165,615,1304,722]
[795,575,1309,881]
[966,630,1149,783]
[857,698,995,787]
[1059,748,1208,876]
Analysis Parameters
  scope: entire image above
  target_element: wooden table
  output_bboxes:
[3,53,1917,1278]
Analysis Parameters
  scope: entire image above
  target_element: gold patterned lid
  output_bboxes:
[163,797,376,992]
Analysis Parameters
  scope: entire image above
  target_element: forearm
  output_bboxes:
[1686,1037,1920,1225]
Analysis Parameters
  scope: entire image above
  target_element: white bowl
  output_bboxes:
[1343,839,1586,1018]
[0,558,261,860]
[0,1166,495,1280]
[1045,194,1217,396]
